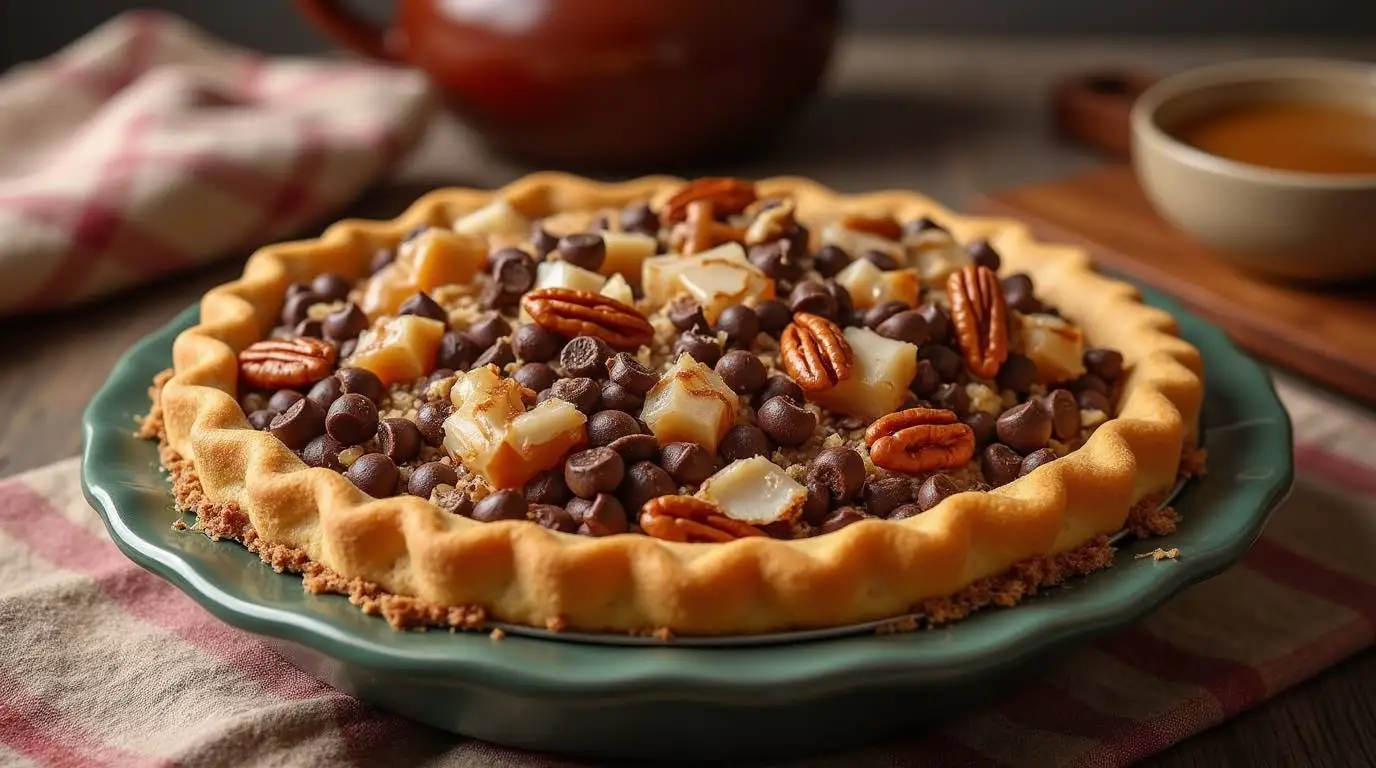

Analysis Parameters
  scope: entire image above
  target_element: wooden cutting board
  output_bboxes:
[975,165,1376,406]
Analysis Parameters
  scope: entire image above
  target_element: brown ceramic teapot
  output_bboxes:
[295,0,840,170]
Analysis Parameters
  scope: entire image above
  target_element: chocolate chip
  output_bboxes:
[270,398,326,449]
[607,433,658,463]
[323,303,369,342]
[760,520,795,539]
[472,340,515,371]
[618,460,676,514]
[715,305,759,348]
[781,222,811,258]
[338,339,358,359]
[917,304,951,344]
[465,316,510,351]
[904,216,947,236]
[398,292,447,325]
[981,443,1023,487]
[1042,389,1081,441]
[560,336,612,379]
[808,447,865,504]
[967,240,1002,272]
[378,417,422,463]
[564,447,624,499]
[1001,273,1044,314]
[997,353,1038,394]
[307,376,343,409]
[434,332,476,372]
[714,350,767,396]
[336,367,385,404]
[524,470,571,506]
[961,411,997,449]
[756,375,805,407]
[408,461,458,499]
[570,493,629,536]
[1084,348,1125,382]
[757,396,816,446]
[513,362,559,393]
[919,344,963,382]
[819,506,865,533]
[802,480,830,525]
[248,409,278,431]
[588,410,640,447]
[435,488,474,516]
[326,393,378,445]
[788,281,835,319]
[825,279,856,326]
[719,424,770,463]
[863,477,913,518]
[600,380,644,412]
[530,504,576,533]
[1020,448,1058,476]
[621,203,660,238]
[512,324,562,362]
[861,250,899,271]
[281,291,322,327]
[1079,389,1112,414]
[888,503,923,521]
[863,300,909,330]
[754,299,793,337]
[547,377,601,415]
[917,474,960,511]
[1071,373,1111,396]
[674,331,722,367]
[607,353,658,394]
[428,368,456,387]
[667,297,708,332]
[996,402,1053,453]
[748,241,803,282]
[910,359,941,399]
[268,389,304,413]
[813,245,851,278]
[294,318,324,338]
[416,400,450,446]
[492,247,537,292]
[369,248,395,275]
[660,442,717,486]
[287,282,314,298]
[310,274,352,304]
[345,453,399,497]
[876,310,929,345]
[472,489,528,522]
[933,382,970,415]
[301,434,345,470]
[556,233,606,271]
[531,226,560,258]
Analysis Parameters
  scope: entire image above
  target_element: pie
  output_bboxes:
[142,174,1205,637]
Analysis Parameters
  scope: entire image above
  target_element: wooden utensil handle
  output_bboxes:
[1052,72,1158,158]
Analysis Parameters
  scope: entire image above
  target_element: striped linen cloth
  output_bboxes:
[0,12,432,315]
[1,373,1372,767]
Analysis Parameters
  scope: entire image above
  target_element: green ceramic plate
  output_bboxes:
[81,289,1292,760]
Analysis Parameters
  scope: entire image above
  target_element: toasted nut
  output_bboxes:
[779,312,855,392]
[640,495,766,542]
[238,337,336,390]
[661,177,758,224]
[865,407,976,475]
[947,265,1010,379]
[521,288,654,350]
[840,212,903,241]
[672,199,748,255]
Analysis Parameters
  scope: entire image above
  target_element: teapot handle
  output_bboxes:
[294,0,400,62]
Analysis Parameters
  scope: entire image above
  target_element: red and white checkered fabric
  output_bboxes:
[0,11,433,315]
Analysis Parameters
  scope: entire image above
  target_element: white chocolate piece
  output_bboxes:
[821,222,904,262]
[535,260,608,294]
[833,261,919,310]
[676,257,772,324]
[346,315,446,386]
[640,354,739,453]
[909,230,970,283]
[640,242,751,309]
[697,457,806,525]
[966,382,1003,415]
[1019,313,1087,385]
[811,326,918,422]
[599,273,635,306]
[452,199,529,239]
[599,231,658,284]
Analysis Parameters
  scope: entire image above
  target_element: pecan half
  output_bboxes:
[946,264,1009,380]
[865,407,976,475]
[672,199,747,255]
[521,288,654,350]
[238,337,337,390]
[840,212,903,241]
[640,495,766,543]
[779,312,854,392]
[661,177,757,225]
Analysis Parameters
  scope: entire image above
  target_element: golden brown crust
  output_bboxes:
[155,174,1205,636]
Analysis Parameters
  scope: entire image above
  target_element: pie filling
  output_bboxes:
[228,177,1133,540]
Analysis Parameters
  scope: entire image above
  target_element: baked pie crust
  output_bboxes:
[154,174,1204,636]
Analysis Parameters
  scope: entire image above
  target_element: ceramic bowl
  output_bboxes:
[1131,58,1376,281]
[81,288,1292,760]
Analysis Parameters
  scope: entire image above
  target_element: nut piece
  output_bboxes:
[946,265,1010,380]
[238,337,337,390]
[640,354,739,453]
[779,312,855,392]
[840,212,903,242]
[865,407,977,475]
[521,288,654,350]
[672,199,748,255]
[697,456,807,526]
[640,494,766,543]
[1019,312,1087,384]
[811,326,918,422]
[661,178,757,225]
[346,315,446,386]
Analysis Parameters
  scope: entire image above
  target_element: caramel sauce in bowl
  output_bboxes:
[1131,59,1376,281]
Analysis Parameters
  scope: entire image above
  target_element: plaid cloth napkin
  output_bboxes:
[0,11,433,316]
[1,374,1372,767]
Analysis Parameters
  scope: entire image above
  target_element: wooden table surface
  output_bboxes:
[6,36,1373,766]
